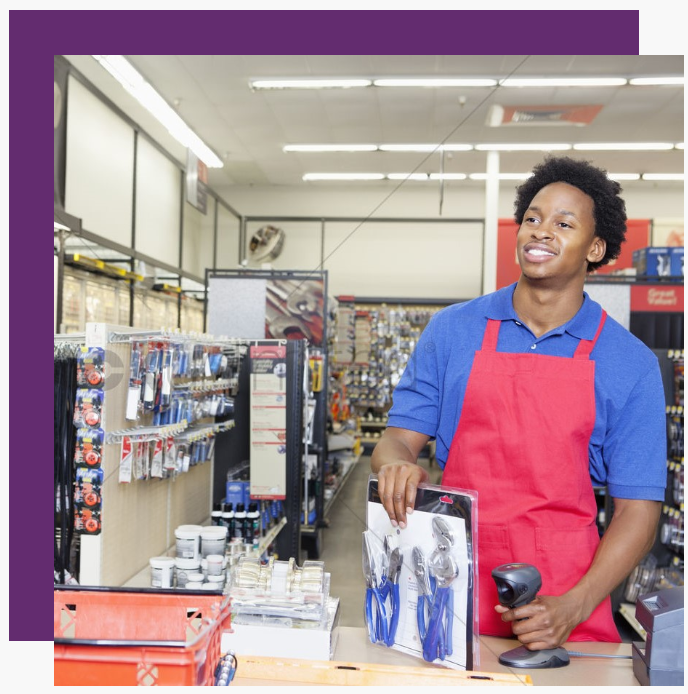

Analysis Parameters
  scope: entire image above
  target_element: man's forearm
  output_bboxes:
[566,498,661,621]
[370,429,428,473]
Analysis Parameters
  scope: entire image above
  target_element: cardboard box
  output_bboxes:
[221,597,340,661]
[632,246,676,277]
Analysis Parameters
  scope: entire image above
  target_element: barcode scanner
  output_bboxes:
[492,563,570,669]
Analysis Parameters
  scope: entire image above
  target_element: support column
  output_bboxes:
[482,151,500,296]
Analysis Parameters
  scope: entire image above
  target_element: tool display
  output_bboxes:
[491,563,570,669]
[365,476,477,671]
[362,532,402,647]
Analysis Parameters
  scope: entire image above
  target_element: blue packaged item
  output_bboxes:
[226,480,244,507]
[671,247,684,277]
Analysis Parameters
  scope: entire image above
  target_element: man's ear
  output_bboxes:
[588,237,606,264]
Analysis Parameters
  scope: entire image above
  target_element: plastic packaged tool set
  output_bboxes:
[364,475,478,670]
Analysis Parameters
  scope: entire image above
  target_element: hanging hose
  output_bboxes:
[54,343,79,584]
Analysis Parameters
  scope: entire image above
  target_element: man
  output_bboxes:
[371,156,666,649]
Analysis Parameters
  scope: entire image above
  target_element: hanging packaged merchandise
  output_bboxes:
[364,475,478,671]
[75,427,104,467]
[164,436,177,471]
[126,342,145,421]
[74,388,104,428]
[74,467,104,535]
[119,435,133,484]
[76,346,105,388]
[143,343,162,411]
[150,437,164,478]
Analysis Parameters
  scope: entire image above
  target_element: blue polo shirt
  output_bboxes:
[387,283,667,501]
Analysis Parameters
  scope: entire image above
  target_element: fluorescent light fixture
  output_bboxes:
[500,77,627,87]
[302,173,385,181]
[629,77,684,86]
[54,222,71,231]
[573,143,675,151]
[373,78,497,88]
[386,173,429,181]
[429,173,467,180]
[607,173,642,181]
[641,173,684,181]
[92,55,223,168]
[676,143,685,150]
[283,144,378,152]
[475,143,571,151]
[250,79,371,90]
[469,173,532,180]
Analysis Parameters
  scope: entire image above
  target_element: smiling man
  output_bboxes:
[371,156,666,648]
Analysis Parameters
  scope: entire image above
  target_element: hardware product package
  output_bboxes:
[365,475,478,670]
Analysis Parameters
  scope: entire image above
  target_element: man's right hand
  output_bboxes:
[370,427,431,528]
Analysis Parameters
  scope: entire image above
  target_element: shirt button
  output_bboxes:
[530,344,537,350]
[515,321,521,326]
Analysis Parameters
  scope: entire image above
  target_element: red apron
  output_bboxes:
[441,312,620,642]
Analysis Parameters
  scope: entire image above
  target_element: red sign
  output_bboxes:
[631,285,684,312]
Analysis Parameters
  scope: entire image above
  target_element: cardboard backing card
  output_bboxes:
[366,475,478,671]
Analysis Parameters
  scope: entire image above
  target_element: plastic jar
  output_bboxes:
[206,554,224,576]
[207,573,225,588]
[175,524,203,560]
[201,526,228,558]
[149,556,175,588]
[185,581,204,590]
[175,557,201,588]
[187,571,205,585]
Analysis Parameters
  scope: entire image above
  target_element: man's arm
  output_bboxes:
[371,427,431,529]
[497,498,661,649]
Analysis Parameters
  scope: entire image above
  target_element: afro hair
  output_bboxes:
[513,156,627,272]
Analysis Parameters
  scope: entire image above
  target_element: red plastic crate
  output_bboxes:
[54,586,232,686]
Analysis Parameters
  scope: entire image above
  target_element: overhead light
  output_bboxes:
[92,55,223,168]
[573,143,675,150]
[500,77,627,88]
[302,173,385,181]
[641,173,684,181]
[250,79,371,90]
[54,222,71,231]
[386,173,429,181]
[283,144,377,152]
[675,143,684,150]
[469,173,532,180]
[475,143,571,151]
[429,173,467,180]
[629,77,684,86]
[607,173,642,181]
[373,78,497,88]
[378,144,473,152]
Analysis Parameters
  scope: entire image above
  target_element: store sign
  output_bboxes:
[631,285,684,312]
[185,149,208,214]
[249,343,287,499]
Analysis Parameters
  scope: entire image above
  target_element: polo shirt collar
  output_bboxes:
[485,282,603,340]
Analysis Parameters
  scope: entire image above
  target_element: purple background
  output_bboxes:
[9,9,639,642]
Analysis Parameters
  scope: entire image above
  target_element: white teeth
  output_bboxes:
[528,248,554,256]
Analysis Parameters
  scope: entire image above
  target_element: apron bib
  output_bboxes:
[441,312,620,642]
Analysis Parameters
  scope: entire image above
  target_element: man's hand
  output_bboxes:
[377,461,429,528]
[494,593,585,650]
[370,427,431,528]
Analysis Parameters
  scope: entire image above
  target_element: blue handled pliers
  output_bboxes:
[362,533,402,647]
[416,517,460,663]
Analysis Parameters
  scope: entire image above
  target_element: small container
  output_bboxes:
[149,556,175,588]
[207,573,225,588]
[206,554,224,576]
[175,558,201,588]
[175,524,203,560]
[187,572,205,585]
[201,582,219,590]
[185,581,204,589]
[200,558,208,579]
[201,526,228,558]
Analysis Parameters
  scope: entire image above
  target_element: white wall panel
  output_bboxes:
[135,138,181,269]
[182,196,215,278]
[323,221,483,299]
[216,204,241,269]
[65,77,134,245]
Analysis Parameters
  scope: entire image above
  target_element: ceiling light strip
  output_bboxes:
[573,143,675,151]
[250,79,372,89]
[92,55,223,168]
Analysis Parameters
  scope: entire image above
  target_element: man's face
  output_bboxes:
[516,182,605,285]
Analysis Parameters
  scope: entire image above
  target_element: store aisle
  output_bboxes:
[319,453,441,627]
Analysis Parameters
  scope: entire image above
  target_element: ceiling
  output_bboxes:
[65,55,684,198]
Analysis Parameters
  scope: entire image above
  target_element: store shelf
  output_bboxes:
[618,602,646,640]
[249,517,287,557]
[324,454,361,517]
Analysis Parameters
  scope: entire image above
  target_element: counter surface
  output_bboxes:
[232,626,638,686]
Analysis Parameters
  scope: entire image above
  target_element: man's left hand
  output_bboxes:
[494,593,586,650]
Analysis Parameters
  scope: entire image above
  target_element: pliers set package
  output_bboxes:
[364,476,478,670]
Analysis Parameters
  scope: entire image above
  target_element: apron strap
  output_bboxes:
[481,318,501,351]
[573,310,607,360]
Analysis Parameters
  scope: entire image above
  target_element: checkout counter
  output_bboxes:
[232,627,639,686]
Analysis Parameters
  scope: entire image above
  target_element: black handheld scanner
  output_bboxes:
[491,563,542,609]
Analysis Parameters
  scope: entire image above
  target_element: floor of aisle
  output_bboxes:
[318,452,441,628]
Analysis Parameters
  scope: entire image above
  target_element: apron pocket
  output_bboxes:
[535,525,599,552]
[479,524,511,549]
